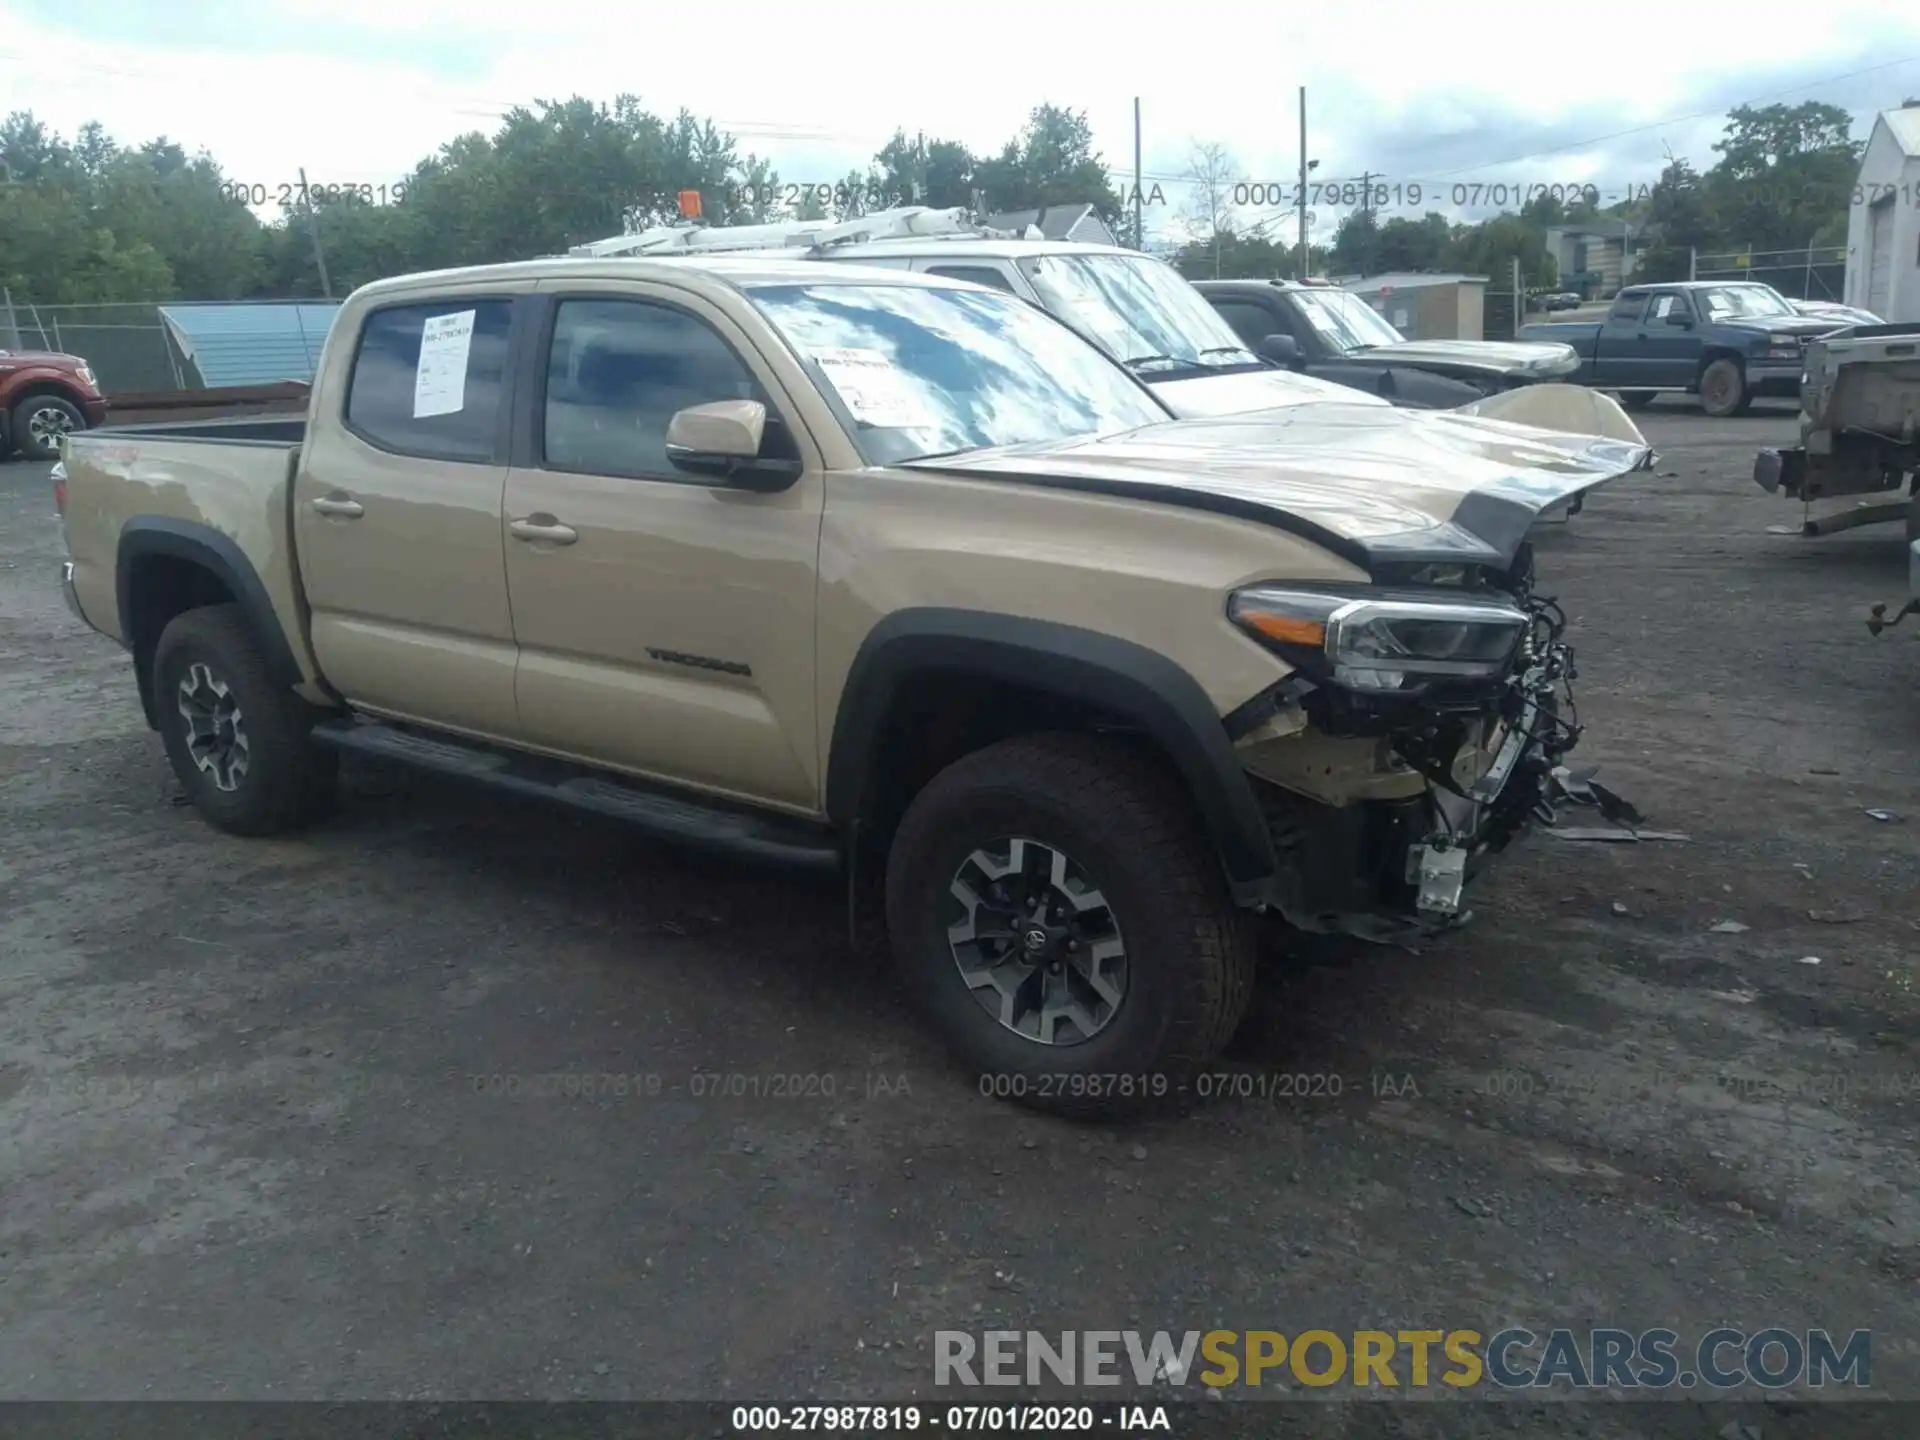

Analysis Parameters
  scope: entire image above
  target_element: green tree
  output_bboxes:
[1327,206,1378,275]
[1706,101,1860,253]
[1445,214,1554,288]
[973,105,1122,222]
[872,131,974,209]
[1631,157,1718,283]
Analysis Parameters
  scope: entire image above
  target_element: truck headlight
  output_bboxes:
[1229,586,1529,691]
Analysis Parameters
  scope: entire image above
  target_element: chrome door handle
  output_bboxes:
[312,494,364,518]
[509,517,578,545]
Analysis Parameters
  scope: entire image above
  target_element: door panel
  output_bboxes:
[294,292,524,735]
[1638,291,1702,387]
[504,288,825,811]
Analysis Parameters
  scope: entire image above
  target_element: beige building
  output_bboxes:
[1543,219,1643,297]
[1337,273,1489,341]
[1845,105,1920,322]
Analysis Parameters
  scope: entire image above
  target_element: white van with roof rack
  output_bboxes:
[565,206,1646,442]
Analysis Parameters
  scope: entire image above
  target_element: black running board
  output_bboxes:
[310,718,841,871]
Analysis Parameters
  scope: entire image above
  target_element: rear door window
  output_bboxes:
[345,300,515,462]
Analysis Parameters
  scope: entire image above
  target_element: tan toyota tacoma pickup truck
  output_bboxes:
[55,256,1651,1114]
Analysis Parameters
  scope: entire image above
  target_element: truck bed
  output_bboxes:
[61,425,317,695]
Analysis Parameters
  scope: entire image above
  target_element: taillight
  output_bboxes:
[51,461,67,517]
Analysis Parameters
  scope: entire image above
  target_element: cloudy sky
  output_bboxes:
[5,0,1920,241]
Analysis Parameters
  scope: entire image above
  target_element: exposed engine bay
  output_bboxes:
[1228,543,1638,944]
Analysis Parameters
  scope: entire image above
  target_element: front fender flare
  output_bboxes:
[825,608,1278,901]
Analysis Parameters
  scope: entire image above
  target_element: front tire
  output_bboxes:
[11,394,85,461]
[153,604,337,836]
[1618,390,1657,411]
[1698,358,1750,418]
[884,732,1255,1117]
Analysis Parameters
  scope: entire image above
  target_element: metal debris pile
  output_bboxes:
[1540,766,1689,844]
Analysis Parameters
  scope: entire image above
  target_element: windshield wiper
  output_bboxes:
[1122,353,1186,371]
[1195,345,1263,367]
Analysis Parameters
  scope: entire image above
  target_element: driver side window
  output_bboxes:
[542,298,797,480]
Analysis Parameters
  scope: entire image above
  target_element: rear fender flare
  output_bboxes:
[825,608,1278,899]
[117,517,302,726]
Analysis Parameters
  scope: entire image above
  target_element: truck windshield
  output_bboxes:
[1019,253,1261,375]
[1697,285,1796,321]
[746,281,1171,465]
[1291,289,1406,351]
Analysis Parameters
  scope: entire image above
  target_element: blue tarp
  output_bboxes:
[157,303,342,388]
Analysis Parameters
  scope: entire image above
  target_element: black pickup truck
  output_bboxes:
[1518,281,1845,417]
[1196,279,1581,409]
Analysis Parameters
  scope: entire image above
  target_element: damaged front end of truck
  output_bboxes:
[1222,539,1613,945]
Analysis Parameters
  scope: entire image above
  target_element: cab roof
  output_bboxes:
[346,253,984,302]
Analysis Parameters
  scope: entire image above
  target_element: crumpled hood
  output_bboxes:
[1357,338,1579,376]
[904,402,1654,570]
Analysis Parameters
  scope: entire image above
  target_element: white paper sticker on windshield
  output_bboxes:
[1393,309,1409,328]
[413,309,476,418]
[810,347,936,429]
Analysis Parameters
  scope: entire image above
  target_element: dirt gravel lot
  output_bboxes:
[2,402,1917,1431]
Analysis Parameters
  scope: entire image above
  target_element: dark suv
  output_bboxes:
[1196,279,1580,409]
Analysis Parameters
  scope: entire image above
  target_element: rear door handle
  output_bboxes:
[312,493,364,519]
[509,517,578,545]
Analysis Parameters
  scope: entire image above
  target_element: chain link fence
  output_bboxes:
[1,298,335,395]
[1691,247,1847,303]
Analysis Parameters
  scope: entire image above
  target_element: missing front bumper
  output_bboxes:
[1251,652,1586,943]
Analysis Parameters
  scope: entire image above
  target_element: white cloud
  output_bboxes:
[5,0,1919,239]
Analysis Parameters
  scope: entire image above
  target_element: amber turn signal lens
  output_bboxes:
[1238,611,1326,646]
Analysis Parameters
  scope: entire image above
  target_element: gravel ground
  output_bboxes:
[1,403,1916,1429]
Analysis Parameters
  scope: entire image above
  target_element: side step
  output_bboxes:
[310,718,841,871]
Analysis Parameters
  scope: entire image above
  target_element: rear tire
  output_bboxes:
[153,604,338,836]
[11,394,85,462]
[1618,390,1656,411]
[883,732,1255,1117]
[1698,358,1750,418]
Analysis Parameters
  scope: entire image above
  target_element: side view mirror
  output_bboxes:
[1664,312,1693,328]
[1257,333,1302,366]
[665,399,801,491]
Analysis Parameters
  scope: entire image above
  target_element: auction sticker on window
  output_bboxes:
[810,347,936,429]
[413,309,475,418]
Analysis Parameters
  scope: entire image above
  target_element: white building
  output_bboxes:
[1845,105,1920,322]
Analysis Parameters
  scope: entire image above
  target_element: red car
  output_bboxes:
[0,348,109,461]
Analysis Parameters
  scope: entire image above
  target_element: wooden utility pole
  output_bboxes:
[1297,88,1309,279]
[298,167,334,300]
[1133,98,1144,250]
[1357,170,1374,277]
